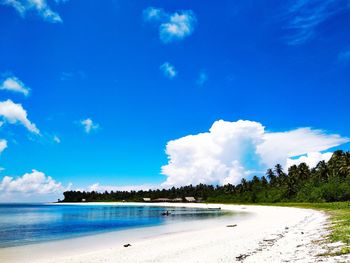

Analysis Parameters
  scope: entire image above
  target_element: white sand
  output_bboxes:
[1,203,349,263]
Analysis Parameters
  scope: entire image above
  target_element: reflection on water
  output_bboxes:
[0,204,227,248]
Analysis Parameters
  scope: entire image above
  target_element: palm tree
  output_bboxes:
[241,178,248,191]
[274,164,285,177]
[266,168,276,186]
[274,164,287,186]
[338,152,350,177]
[297,163,310,181]
[261,176,268,187]
[314,160,329,182]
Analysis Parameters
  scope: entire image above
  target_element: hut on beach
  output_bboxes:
[153,198,172,202]
[148,197,185,202]
[184,197,196,202]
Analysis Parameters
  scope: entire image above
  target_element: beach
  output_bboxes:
[1,203,348,263]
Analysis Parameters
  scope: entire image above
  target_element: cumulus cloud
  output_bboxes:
[0,170,70,202]
[143,7,197,43]
[160,62,177,79]
[161,120,349,187]
[159,11,196,43]
[0,139,7,154]
[0,170,62,194]
[287,152,333,168]
[80,118,99,134]
[2,0,64,23]
[0,99,40,134]
[0,76,30,96]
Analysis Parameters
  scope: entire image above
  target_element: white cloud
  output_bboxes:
[256,128,348,167]
[80,118,99,134]
[0,99,40,134]
[285,0,348,45]
[196,71,208,86]
[287,152,333,168]
[88,183,157,192]
[0,170,62,194]
[53,135,60,143]
[143,8,197,43]
[161,120,349,187]
[0,76,30,96]
[159,11,196,43]
[143,7,164,22]
[2,0,64,23]
[160,62,177,79]
[0,139,7,154]
[0,170,70,202]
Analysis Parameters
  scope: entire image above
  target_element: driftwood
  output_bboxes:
[226,224,237,228]
[236,254,249,261]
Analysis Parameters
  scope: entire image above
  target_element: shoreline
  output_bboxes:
[1,203,348,262]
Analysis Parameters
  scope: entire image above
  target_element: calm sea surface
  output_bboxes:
[0,204,227,248]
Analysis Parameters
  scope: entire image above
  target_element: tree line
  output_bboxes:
[62,150,350,203]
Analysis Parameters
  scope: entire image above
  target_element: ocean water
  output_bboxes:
[0,204,226,248]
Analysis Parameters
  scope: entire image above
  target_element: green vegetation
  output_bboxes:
[62,151,350,253]
[62,150,350,204]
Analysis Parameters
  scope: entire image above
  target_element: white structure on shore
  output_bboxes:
[185,197,196,202]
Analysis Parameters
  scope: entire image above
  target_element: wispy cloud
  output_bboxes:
[0,139,7,154]
[143,7,197,43]
[80,118,99,134]
[338,48,350,62]
[196,71,208,86]
[60,70,86,81]
[2,0,65,23]
[143,7,165,22]
[285,0,349,45]
[0,76,30,96]
[53,135,60,143]
[160,62,177,79]
[0,99,40,134]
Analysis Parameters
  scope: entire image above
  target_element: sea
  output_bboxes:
[0,203,227,248]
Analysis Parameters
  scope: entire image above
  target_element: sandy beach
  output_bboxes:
[1,203,349,263]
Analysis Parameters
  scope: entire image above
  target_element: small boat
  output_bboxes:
[161,211,171,216]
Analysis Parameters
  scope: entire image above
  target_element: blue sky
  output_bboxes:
[0,0,349,201]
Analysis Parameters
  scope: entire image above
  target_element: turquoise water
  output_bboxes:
[0,204,226,248]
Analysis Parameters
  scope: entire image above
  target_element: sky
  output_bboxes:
[0,0,350,202]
